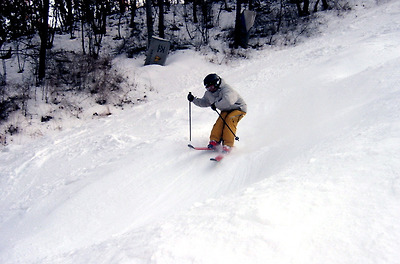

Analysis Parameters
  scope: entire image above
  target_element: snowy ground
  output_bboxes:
[1,1,400,263]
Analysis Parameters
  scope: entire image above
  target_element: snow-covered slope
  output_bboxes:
[1,1,400,263]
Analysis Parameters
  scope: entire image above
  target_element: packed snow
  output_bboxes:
[1,1,400,263]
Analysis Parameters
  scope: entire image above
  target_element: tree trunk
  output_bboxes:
[303,0,310,15]
[233,0,242,48]
[158,0,165,38]
[38,0,49,83]
[193,0,198,23]
[146,0,154,46]
[296,0,310,16]
[200,0,211,43]
[66,0,73,37]
[130,0,137,29]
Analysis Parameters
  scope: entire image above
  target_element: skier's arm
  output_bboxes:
[193,95,212,108]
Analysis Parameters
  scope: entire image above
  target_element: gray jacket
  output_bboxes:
[193,80,247,113]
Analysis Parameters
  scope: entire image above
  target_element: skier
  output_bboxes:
[187,73,247,153]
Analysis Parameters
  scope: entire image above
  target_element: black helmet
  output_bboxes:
[203,73,221,88]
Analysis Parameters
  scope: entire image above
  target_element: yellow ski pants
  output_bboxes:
[210,110,246,147]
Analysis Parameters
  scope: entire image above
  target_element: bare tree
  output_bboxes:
[81,0,110,59]
[0,44,12,86]
[37,0,50,83]
[55,0,75,39]
[146,0,154,45]
[295,0,310,16]
[158,0,165,38]
[193,0,199,23]
[130,0,138,29]
[233,0,242,48]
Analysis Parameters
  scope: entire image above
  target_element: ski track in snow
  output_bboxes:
[1,1,400,263]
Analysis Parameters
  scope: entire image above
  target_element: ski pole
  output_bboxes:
[214,109,239,141]
[189,92,192,141]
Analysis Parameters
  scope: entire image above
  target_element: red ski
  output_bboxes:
[188,144,228,162]
[210,154,224,162]
[188,144,214,151]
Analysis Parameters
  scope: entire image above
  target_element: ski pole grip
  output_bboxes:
[188,92,194,102]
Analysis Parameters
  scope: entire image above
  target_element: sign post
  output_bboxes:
[144,37,171,66]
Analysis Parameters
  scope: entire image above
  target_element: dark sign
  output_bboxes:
[145,37,171,66]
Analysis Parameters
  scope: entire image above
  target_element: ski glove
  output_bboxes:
[211,103,217,111]
[187,93,194,102]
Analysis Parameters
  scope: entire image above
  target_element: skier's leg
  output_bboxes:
[222,110,246,147]
[210,111,228,143]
